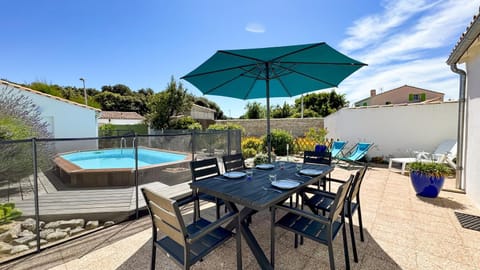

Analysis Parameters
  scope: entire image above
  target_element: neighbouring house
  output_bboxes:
[447,10,480,208]
[98,111,145,125]
[185,104,216,128]
[354,85,444,107]
[0,80,100,152]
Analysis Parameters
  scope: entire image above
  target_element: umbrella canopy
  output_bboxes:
[182,42,366,161]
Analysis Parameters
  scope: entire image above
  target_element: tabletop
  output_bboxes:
[190,161,333,211]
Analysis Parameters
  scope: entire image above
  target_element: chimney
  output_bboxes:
[370,89,376,97]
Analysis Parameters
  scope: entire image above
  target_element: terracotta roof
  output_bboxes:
[447,8,480,65]
[99,111,144,120]
[0,80,100,112]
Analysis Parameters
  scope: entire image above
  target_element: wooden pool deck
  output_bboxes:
[15,181,192,222]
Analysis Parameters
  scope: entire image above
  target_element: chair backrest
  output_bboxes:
[348,164,368,202]
[328,175,354,221]
[222,153,245,172]
[330,141,347,158]
[190,158,220,181]
[303,151,332,165]
[141,188,187,247]
[434,139,457,157]
[346,142,373,161]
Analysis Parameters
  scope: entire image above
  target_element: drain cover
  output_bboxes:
[455,212,480,232]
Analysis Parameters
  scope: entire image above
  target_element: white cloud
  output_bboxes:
[338,0,480,105]
[245,22,266,33]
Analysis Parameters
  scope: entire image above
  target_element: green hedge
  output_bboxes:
[99,124,148,136]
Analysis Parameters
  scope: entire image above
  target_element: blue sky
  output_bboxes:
[1,0,479,117]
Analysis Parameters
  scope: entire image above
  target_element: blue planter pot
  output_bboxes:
[410,171,445,198]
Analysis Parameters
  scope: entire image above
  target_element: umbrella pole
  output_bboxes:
[266,63,272,163]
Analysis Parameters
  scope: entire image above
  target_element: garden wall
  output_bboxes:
[324,101,459,160]
[216,118,324,137]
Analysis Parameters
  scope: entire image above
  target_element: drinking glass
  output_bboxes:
[279,162,285,170]
[296,163,303,171]
[269,174,277,183]
[246,170,253,181]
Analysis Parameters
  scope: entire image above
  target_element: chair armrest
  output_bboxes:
[187,211,237,243]
[176,193,195,207]
[326,177,347,184]
[302,187,336,198]
[274,204,329,225]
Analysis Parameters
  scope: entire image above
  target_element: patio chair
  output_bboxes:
[416,139,457,168]
[222,153,246,172]
[190,158,225,221]
[302,164,368,263]
[330,140,347,159]
[271,178,353,270]
[303,150,332,190]
[141,188,242,270]
[339,142,373,163]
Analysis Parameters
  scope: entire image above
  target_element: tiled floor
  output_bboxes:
[2,165,480,270]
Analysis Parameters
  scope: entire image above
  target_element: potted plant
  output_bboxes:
[408,162,453,198]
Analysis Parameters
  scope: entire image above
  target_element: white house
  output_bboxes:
[0,80,99,152]
[447,11,480,208]
[98,111,145,125]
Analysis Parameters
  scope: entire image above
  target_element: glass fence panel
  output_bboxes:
[0,140,37,262]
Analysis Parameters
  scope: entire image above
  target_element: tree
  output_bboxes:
[147,77,193,129]
[101,84,133,96]
[243,102,265,119]
[293,91,347,117]
[271,102,293,118]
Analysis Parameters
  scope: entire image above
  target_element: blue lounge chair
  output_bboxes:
[330,141,347,158]
[340,142,373,163]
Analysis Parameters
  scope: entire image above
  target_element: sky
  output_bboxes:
[1,0,479,117]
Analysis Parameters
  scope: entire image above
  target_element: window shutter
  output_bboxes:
[421,93,426,101]
[408,94,413,101]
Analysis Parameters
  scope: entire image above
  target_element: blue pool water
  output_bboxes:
[61,148,186,169]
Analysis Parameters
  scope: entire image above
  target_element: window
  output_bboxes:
[412,94,420,101]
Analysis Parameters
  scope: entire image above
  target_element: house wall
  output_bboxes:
[324,102,458,159]
[370,86,443,106]
[465,52,480,208]
[5,86,98,152]
[217,118,324,137]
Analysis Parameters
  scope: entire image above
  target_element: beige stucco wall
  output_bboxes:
[324,102,458,159]
[464,46,480,209]
[357,86,444,106]
[216,118,324,137]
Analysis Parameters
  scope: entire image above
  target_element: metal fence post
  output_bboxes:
[134,134,139,219]
[227,130,231,155]
[32,138,41,252]
[191,130,196,160]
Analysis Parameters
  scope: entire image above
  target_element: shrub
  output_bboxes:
[171,116,200,130]
[293,137,317,153]
[243,148,257,158]
[305,127,328,144]
[207,123,245,135]
[241,137,263,152]
[262,129,294,156]
[187,122,202,130]
[408,162,453,177]
[0,203,22,225]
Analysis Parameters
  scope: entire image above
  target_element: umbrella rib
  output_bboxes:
[181,63,257,79]
[278,64,338,87]
[279,61,367,66]
[201,65,259,95]
[242,78,258,99]
[270,42,325,62]
[271,69,293,97]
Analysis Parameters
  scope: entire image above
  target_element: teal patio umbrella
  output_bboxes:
[182,42,366,161]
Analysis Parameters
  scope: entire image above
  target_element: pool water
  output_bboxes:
[61,148,186,169]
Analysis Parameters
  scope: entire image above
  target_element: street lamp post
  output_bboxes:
[79,78,87,105]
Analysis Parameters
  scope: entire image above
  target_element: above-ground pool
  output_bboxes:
[54,148,191,187]
[61,148,186,169]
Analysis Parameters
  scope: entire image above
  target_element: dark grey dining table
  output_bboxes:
[190,161,334,270]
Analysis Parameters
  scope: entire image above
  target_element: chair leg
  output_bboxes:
[327,241,335,270]
[342,223,350,270]
[237,216,242,270]
[348,215,358,263]
[357,205,365,242]
[151,241,156,270]
[216,203,220,220]
[271,208,276,267]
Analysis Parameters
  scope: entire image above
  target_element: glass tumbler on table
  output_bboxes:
[269,174,277,183]
[246,170,253,181]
